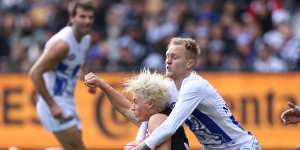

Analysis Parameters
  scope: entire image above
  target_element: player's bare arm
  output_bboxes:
[79,37,92,81]
[84,72,139,125]
[79,43,96,93]
[148,114,171,150]
[29,40,70,120]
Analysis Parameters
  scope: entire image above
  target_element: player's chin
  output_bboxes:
[81,27,92,34]
[135,115,146,122]
[82,30,90,35]
[165,71,172,77]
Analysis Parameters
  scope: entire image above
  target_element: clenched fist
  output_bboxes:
[84,72,103,88]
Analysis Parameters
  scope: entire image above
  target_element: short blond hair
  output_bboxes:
[169,37,201,57]
[124,69,171,111]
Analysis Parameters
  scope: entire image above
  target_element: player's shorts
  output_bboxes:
[36,96,81,132]
[237,135,261,150]
[203,134,261,150]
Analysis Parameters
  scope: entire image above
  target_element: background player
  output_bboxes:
[28,1,94,150]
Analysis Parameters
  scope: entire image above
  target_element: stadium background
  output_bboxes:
[0,0,300,149]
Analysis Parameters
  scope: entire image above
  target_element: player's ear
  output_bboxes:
[69,16,75,25]
[147,100,155,109]
[186,58,196,69]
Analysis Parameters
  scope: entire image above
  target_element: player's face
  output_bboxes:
[165,44,190,80]
[131,93,152,122]
[71,7,94,35]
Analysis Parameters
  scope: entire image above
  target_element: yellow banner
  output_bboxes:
[0,73,299,149]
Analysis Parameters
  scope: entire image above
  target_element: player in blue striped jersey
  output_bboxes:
[135,37,261,150]
[29,1,94,150]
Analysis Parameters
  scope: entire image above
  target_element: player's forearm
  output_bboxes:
[98,81,130,109]
[134,143,151,150]
[29,69,56,107]
[79,65,88,81]
[96,80,134,119]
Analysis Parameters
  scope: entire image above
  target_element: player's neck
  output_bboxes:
[173,71,192,91]
[72,26,83,43]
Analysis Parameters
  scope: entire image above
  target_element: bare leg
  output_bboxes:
[53,125,86,150]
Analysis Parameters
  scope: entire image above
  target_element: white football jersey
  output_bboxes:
[145,72,260,150]
[42,26,91,98]
[36,26,90,132]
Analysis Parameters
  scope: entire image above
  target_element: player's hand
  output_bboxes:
[124,141,141,150]
[132,142,151,150]
[84,72,102,88]
[281,101,300,125]
[50,104,73,123]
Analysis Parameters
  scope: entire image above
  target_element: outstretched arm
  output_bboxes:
[84,72,139,125]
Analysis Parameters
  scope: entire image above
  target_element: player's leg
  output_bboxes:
[53,125,86,150]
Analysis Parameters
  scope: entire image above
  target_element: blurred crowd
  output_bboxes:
[1,0,300,73]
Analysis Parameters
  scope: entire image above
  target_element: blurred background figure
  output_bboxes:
[1,0,300,73]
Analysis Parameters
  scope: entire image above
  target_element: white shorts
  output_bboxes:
[203,135,261,150]
[237,136,261,150]
[36,96,81,132]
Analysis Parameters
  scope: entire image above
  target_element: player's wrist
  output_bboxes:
[96,79,105,88]
[46,99,57,107]
[134,142,151,150]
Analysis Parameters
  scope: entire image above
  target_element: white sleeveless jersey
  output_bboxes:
[43,26,91,98]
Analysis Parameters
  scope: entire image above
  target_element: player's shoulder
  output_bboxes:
[83,34,91,41]
[182,72,207,89]
[149,113,168,123]
[148,113,168,131]
[53,26,73,38]
[47,27,72,44]
[82,34,92,45]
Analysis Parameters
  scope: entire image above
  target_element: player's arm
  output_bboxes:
[79,36,91,81]
[147,114,171,150]
[80,63,97,93]
[84,73,139,125]
[281,101,300,125]
[29,40,69,118]
[78,37,96,93]
[136,84,202,150]
[79,63,88,81]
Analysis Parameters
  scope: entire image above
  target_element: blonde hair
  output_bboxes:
[124,69,171,112]
[169,37,201,57]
